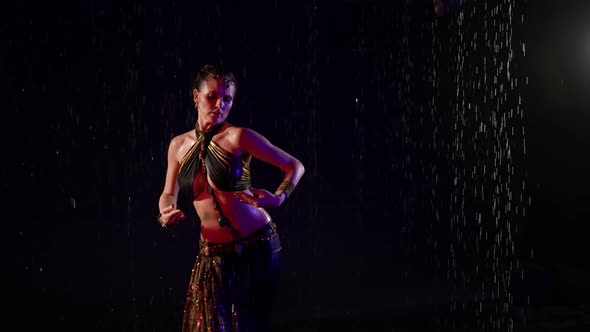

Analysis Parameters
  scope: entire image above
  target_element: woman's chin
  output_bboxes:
[214,114,228,123]
[211,117,225,125]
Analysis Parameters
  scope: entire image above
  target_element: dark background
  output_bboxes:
[4,0,590,331]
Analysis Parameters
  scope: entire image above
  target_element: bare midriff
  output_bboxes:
[193,180,271,243]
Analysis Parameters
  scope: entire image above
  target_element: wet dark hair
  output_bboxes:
[192,64,237,92]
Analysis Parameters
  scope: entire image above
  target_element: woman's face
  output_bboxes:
[193,75,236,127]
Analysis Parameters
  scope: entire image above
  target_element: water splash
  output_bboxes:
[398,0,528,330]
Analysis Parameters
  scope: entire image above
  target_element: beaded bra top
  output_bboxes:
[177,122,252,203]
[177,122,251,238]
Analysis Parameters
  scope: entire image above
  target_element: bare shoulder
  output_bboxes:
[168,130,194,148]
[169,129,197,161]
[227,126,267,142]
[224,126,269,149]
[225,126,281,159]
[224,125,244,140]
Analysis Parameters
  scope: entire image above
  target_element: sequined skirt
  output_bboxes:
[182,222,281,332]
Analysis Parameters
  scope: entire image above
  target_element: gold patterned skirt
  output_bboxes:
[182,222,281,332]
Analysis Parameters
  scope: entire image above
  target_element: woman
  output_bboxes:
[158,64,304,332]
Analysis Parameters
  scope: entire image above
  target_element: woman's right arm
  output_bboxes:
[158,136,185,227]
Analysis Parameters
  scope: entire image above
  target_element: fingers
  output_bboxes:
[233,192,259,207]
[168,210,185,222]
[160,203,175,214]
[164,215,182,227]
[249,188,266,196]
[233,189,282,208]
[159,208,184,227]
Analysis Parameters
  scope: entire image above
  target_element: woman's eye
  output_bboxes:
[223,96,232,103]
[207,94,217,100]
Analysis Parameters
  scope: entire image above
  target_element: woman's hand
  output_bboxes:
[234,188,285,208]
[158,204,185,228]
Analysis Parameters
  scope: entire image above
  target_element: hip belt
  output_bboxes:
[199,222,279,257]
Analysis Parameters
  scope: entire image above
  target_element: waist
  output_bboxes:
[199,222,280,257]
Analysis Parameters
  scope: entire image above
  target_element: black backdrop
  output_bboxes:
[5,0,589,331]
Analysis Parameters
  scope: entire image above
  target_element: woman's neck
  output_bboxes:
[196,120,225,134]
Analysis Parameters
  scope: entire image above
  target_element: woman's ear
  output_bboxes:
[193,89,199,104]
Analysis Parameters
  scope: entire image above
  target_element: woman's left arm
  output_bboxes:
[232,127,305,207]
